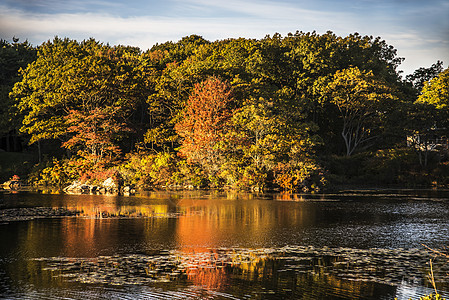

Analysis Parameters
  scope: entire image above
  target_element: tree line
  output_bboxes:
[1,32,448,191]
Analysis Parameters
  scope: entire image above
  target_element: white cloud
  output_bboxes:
[0,0,447,75]
[0,3,347,47]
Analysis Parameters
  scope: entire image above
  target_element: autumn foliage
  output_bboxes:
[6,33,449,190]
[175,77,233,176]
[62,107,131,163]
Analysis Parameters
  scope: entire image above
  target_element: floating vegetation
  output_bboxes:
[0,207,81,222]
[32,246,449,289]
[0,206,183,222]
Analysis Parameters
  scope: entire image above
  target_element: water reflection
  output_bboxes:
[1,191,449,299]
[23,246,449,300]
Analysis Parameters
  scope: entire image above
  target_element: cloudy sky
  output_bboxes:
[0,0,448,75]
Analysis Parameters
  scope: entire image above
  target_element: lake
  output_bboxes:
[0,189,448,299]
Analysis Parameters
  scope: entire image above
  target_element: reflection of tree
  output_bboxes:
[173,198,296,290]
[5,221,72,290]
[181,250,228,290]
[60,218,111,257]
[176,202,225,289]
[174,198,274,289]
[59,201,170,218]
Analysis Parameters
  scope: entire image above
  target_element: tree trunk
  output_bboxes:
[13,134,19,152]
[5,134,10,152]
[38,140,42,163]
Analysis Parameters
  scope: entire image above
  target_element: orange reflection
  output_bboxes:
[180,250,228,290]
[51,192,313,287]
[175,199,228,289]
[55,197,170,256]
[60,218,104,256]
[276,192,306,201]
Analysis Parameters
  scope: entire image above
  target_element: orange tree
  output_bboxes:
[174,76,234,185]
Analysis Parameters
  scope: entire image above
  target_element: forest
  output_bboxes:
[0,32,448,192]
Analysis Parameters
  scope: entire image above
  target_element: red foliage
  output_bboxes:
[174,77,233,167]
[62,107,131,163]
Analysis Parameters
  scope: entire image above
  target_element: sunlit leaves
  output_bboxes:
[326,67,396,156]
[11,37,144,162]
[417,68,449,110]
[175,76,234,179]
[6,32,412,190]
[62,107,132,163]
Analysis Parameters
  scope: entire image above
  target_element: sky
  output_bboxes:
[0,0,448,75]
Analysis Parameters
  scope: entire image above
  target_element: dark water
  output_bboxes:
[0,190,449,299]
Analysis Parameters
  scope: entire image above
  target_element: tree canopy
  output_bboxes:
[11,38,145,160]
[0,38,36,151]
[3,33,447,190]
[417,67,449,110]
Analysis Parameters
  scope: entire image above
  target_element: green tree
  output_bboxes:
[11,38,144,162]
[276,31,404,154]
[417,67,449,110]
[225,98,321,190]
[0,38,36,151]
[326,67,396,156]
[405,102,443,167]
[406,61,444,93]
[408,67,449,166]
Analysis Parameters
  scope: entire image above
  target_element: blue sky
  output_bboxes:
[0,0,448,75]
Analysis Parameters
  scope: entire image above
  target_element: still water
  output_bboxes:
[0,190,448,299]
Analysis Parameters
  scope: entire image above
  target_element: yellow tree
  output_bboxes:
[326,67,396,156]
[417,67,449,109]
[410,67,449,166]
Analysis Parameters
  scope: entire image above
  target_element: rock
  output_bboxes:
[122,185,135,196]
[63,177,130,195]
[102,177,119,194]
[103,177,116,188]
[2,180,21,190]
[64,180,84,194]
[64,181,94,194]
[2,175,23,190]
[122,186,136,196]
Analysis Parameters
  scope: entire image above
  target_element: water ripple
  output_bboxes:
[29,246,449,298]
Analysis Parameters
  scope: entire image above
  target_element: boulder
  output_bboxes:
[63,177,129,195]
[63,180,84,194]
[122,185,136,196]
[102,177,118,194]
[2,180,22,190]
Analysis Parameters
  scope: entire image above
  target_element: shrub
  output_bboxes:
[235,165,267,191]
[28,158,78,187]
[172,159,208,188]
[119,151,184,188]
[28,157,124,187]
[274,160,326,192]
